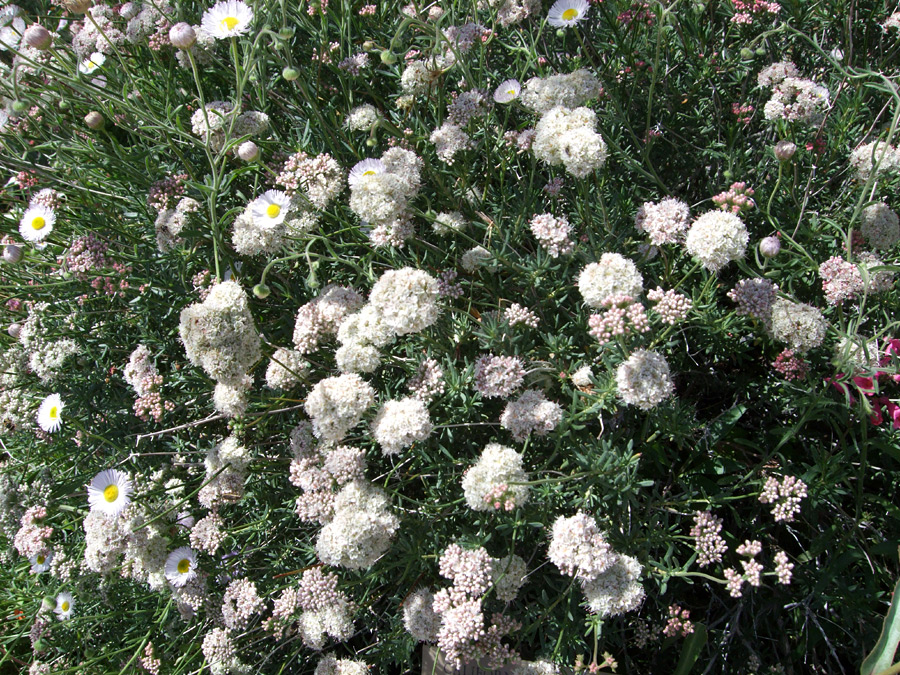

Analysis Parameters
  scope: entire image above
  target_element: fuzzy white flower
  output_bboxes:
[768,298,827,352]
[201,0,253,39]
[520,70,602,114]
[581,553,645,617]
[345,104,379,131]
[36,393,63,432]
[348,159,387,188]
[532,106,607,178]
[19,205,55,243]
[249,190,290,228]
[369,267,441,336]
[165,546,198,587]
[305,373,376,442]
[54,592,74,620]
[548,512,616,580]
[371,397,433,455]
[462,443,529,512]
[402,588,440,642]
[547,0,589,26]
[500,389,563,442]
[615,349,675,410]
[684,211,749,272]
[87,469,133,516]
[493,79,521,103]
[578,254,643,308]
[79,51,105,74]
[860,202,900,250]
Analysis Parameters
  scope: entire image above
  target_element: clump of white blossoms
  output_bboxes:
[532,106,608,178]
[462,443,530,512]
[492,554,528,602]
[276,150,345,211]
[500,389,563,442]
[201,628,246,675]
[635,197,691,245]
[304,373,375,443]
[529,213,575,257]
[265,348,309,390]
[850,140,900,182]
[477,0,541,26]
[760,65,830,125]
[179,280,261,386]
[520,70,602,114]
[371,397,433,455]
[154,196,200,252]
[402,587,440,642]
[860,202,900,250]
[768,298,827,352]
[293,284,365,354]
[369,267,441,335]
[189,101,269,153]
[315,479,400,570]
[684,211,749,272]
[578,253,644,308]
[198,436,251,509]
[430,122,472,165]
[615,349,675,410]
[348,148,423,247]
[474,354,526,399]
[580,553,645,617]
[344,103,379,131]
[314,655,370,675]
[335,305,393,373]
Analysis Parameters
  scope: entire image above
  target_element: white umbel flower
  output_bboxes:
[201,0,254,39]
[165,547,198,587]
[79,51,105,74]
[684,211,749,272]
[87,469,133,516]
[578,254,643,308]
[547,0,589,26]
[36,393,63,432]
[348,159,387,188]
[19,205,55,243]
[493,79,521,104]
[54,592,74,621]
[615,349,675,410]
[249,190,291,227]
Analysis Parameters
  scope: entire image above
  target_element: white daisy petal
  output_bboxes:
[200,0,254,39]
[165,547,198,587]
[19,205,55,243]
[493,79,521,104]
[249,189,291,227]
[79,51,105,75]
[54,592,74,620]
[37,394,63,433]
[547,0,590,27]
[348,158,386,188]
[87,469,133,516]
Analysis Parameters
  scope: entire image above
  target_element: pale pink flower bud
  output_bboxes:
[237,141,259,162]
[23,25,53,51]
[169,22,197,50]
[759,236,781,258]
[3,244,22,263]
[84,111,104,130]
[774,140,796,161]
[7,323,20,338]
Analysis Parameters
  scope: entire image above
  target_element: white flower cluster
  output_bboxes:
[314,655,369,675]
[345,104,379,131]
[462,443,529,511]
[201,628,247,675]
[222,578,264,631]
[348,148,423,247]
[520,70,602,114]
[548,512,644,617]
[179,280,261,387]
[265,347,309,390]
[768,298,827,352]
[189,101,269,153]
[578,254,643,308]
[72,5,124,56]
[276,151,345,211]
[432,210,467,235]
[500,389,563,442]
[155,196,200,252]
[492,554,528,603]
[371,397,433,455]
[293,284,365,354]
[198,437,251,509]
[532,106,608,178]
[759,63,830,125]
[315,479,400,570]
[430,122,472,165]
[860,202,900,250]
[477,0,541,26]
[850,140,900,182]
[635,197,691,245]
[684,211,749,272]
[17,302,79,383]
[615,349,675,410]
[305,373,375,443]
[402,588,441,642]
[529,213,575,257]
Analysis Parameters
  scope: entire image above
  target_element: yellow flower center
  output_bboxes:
[362,170,376,176]
[266,204,281,218]
[177,558,191,574]
[562,8,578,20]
[103,484,118,503]
[49,406,58,420]
[36,555,45,564]
[61,601,69,611]
[507,89,516,95]
[31,216,46,230]
[222,16,239,30]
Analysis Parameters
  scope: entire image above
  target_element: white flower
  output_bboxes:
[547,0,589,26]
[36,393,63,433]
[79,51,105,74]
[249,190,290,228]
[201,0,254,39]
[578,254,643,308]
[615,349,675,410]
[19,205,55,243]
[165,547,198,587]
[87,469,133,516]
[30,550,52,573]
[493,79,521,104]
[54,592,74,620]
[348,158,386,188]
[684,211,749,272]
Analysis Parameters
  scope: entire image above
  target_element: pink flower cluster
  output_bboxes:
[732,103,755,124]
[773,349,808,381]
[662,605,694,638]
[147,173,188,213]
[647,287,691,324]
[731,0,780,23]
[690,511,728,567]
[13,506,52,559]
[587,293,650,345]
[758,475,807,522]
[713,182,755,214]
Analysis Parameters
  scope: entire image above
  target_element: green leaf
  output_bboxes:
[861,578,900,675]
[673,623,708,675]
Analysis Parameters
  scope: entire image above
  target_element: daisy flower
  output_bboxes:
[348,158,386,188]
[165,547,198,587]
[201,0,254,39]
[79,51,105,75]
[493,79,521,104]
[249,190,291,227]
[19,205,55,243]
[37,394,63,433]
[547,0,590,26]
[54,592,74,620]
[30,550,52,573]
[87,469,133,516]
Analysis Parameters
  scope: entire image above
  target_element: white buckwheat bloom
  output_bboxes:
[860,202,900,250]
[533,106,607,178]
[87,469,133,516]
[500,389,563,441]
[165,547,198,587]
[402,588,440,642]
[201,0,253,39]
[19,205,55,243]
[548,512,616,579]
[578,254,643,308]
[615,349,675,410]
[369,267,441,336]
[581,553,645,617]
[371,397,433,455]
[521,70,602,114]
[305,373,376,442]
[684,211,748,272]
[462,443,529,512]
[635,198,691,245]
[768,298,827,352]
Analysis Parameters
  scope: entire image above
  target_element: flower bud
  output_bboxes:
[84,111,104,130]
[755,46,766,56]
[7,324,20,339]
[23,25,53,51]
[740,47,753,60]
[168,22,196,50]
[10,100,26,115]
[282,67,299,81]
[3,244,21,264]
[362,40,375,51]
[278,27,294,39]
[365,138,377,147]
[379,50,397,65]
[237,141,259,162]
[555,29,566,38]
[252,283,270,299]
[759,236,781,259]
[774,140,796,162]
[41,597,56,612]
